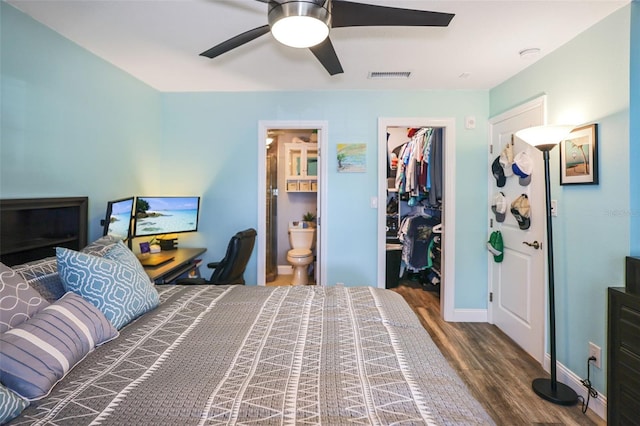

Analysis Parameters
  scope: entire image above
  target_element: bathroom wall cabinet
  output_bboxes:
[285,143,318,192]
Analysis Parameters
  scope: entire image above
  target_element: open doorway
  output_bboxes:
[257,121,328,287]
[377,118,456,321]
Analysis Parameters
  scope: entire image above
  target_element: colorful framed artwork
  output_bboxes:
[559,123,598,185]
[337,143,366,173]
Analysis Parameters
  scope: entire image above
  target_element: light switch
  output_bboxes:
[370,196,378,209]
[465,116,476,129]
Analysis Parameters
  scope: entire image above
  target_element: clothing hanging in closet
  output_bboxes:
[398,211,441,273]
[388,126,444,292]
[394,127,443,208]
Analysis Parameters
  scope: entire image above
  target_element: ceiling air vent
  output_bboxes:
[368,71,411,80]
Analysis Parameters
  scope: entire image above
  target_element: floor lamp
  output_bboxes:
[515,124,578,406]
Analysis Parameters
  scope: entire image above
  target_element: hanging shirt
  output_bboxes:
[399,214,441,272]
[394,128,436,201]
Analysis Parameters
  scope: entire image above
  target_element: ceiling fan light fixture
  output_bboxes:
[269,2,331,49]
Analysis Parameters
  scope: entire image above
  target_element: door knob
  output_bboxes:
[523,240,541,250]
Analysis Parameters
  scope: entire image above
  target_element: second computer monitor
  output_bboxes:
[133,196,200,238]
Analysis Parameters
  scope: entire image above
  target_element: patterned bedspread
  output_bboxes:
[11,285,494,425]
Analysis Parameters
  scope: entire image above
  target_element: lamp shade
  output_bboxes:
[269,2,330,48]
[515,125,575,152]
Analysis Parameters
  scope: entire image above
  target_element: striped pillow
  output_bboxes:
[0,384,28,424]
[0,292,118,401]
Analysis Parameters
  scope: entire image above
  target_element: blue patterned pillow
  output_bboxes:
[0,383,29,424]
[102,241,160,323]
[0,292,118,401]
[56,243,159,330]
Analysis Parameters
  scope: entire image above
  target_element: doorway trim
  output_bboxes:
[257,120,329,286]
[377,117,456,321]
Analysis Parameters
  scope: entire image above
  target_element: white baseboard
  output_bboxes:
[451,309,488,322]
[278,265,293,275]
[542,354,606,420]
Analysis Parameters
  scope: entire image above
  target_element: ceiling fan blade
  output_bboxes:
[309,37,344,75]
[200,25,271,59]
[331,0,454,28]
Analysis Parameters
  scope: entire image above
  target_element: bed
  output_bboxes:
[1,199,493,425]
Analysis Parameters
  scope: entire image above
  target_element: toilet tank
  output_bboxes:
[288,226,316,249]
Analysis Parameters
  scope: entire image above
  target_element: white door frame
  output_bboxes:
[377,117,456,321]
[257,120,329,286]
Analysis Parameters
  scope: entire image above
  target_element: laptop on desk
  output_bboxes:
[137,253,175,267]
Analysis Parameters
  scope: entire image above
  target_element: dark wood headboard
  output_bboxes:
[0,197,88,266]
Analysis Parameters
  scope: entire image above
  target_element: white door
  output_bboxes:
[488,97,546,364]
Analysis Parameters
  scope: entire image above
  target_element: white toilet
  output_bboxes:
[287,222,316,286]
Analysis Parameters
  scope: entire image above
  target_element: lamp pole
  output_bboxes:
[531,146,578,405]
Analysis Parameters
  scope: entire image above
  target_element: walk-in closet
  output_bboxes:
[385,126,444,294]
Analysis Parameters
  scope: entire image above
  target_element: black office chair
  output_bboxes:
[176,228,257,285]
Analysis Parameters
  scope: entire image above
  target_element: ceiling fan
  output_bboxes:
[200,0,454,75]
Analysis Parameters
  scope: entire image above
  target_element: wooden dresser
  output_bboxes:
[607,256,640,425]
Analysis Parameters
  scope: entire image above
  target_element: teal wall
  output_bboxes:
[631,1,640,256]
[490,6,631,395]
[160,91,489,306]
[0,3,490,309]
[1,3,161,233]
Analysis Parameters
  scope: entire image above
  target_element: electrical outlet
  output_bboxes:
[589,342,601,369]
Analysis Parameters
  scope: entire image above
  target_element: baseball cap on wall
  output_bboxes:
[512,151,533,186]
[487,231,504,263]
[511,194,531,230]
[491,192,507,222]
[492,156,506,187]
[499,143,514,177]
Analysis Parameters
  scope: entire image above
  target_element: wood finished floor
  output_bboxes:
[392,281,605,426]
[266,273,315,286]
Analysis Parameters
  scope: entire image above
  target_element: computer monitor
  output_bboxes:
[133,196,200,238]
[102,197,134,241]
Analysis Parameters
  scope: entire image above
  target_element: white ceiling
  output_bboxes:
[6,0,629,92]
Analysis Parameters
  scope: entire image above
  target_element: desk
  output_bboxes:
[143,247,206,284]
